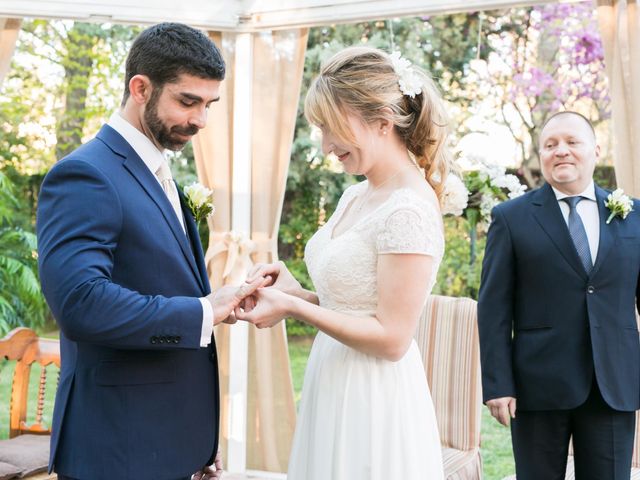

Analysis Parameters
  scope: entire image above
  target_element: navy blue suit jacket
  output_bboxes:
[37,125,219,479]
[478,182,640,412]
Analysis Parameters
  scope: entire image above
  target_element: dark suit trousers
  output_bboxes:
[57,476,192,480]
[511,378,635,480]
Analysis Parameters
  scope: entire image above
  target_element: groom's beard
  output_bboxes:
[145,89,199,151]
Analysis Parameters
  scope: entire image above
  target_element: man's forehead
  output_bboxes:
[165,74,221,97]
[540,114,595,141]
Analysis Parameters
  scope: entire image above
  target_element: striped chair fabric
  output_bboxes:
[415,295,482,480]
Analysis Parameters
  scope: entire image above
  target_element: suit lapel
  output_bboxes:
[531,183,588,279]
[178,188,210,294]
[590,185,615,277]
[96,125,203,288]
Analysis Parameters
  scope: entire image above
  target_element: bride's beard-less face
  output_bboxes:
[144,88,198,151]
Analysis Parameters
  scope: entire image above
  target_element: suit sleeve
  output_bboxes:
[635,201,640,317]
[37,158,204,350]
[477,205,517,403]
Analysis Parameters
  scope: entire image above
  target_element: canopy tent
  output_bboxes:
[0,0,565,31]
[0,0,638,476]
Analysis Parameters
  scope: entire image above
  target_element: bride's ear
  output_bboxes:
[377,107,394,136]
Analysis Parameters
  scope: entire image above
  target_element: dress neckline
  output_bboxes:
[329,183,437,241]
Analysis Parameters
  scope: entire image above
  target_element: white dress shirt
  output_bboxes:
[552,180,599,265]
[108,112,213,346]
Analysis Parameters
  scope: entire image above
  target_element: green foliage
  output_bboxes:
[0,170,48,335]
[282,258,317,337]
[593,165,616,190]
[0,20,140,333]
[433,217,485,299]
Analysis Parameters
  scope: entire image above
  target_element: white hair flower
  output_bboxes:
[389,51,422,98]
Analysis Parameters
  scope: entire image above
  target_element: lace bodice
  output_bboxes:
[304,181,444,315]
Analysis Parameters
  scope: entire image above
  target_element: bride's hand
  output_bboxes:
[235,287,293,329]
[247,261,303,297]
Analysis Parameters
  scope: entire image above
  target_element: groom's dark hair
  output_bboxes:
[121,22,225,105]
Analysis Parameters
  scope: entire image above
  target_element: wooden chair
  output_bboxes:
[0,327,60,480]
[414,295,483,480]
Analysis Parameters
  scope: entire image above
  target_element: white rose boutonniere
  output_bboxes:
[604,188,633,224]
[184,182,215,224]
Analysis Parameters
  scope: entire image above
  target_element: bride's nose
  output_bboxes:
[321,137,336,156]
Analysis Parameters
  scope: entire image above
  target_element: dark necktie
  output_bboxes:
[562,196,593,274]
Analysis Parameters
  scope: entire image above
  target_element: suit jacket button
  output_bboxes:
[174,336,181,343]
[150,336,158,344]
[587,286,595,294]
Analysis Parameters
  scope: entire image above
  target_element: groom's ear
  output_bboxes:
[128,74,153,105]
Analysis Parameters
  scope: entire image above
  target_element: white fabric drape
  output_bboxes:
[193,28,308,472]
[597,0,640,196]
[0,18,21,86]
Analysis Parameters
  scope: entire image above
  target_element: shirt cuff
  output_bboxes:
[199,297,214,347]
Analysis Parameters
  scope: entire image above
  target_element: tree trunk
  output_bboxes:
[55,23,98,160]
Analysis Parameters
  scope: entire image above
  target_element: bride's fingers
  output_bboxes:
[246,263,266,280]
[234,275,267,300]
[242,295,256,312]
[246,264,279,283]
[234,306,255,321]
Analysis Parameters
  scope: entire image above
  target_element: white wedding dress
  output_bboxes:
[287,181,445,480]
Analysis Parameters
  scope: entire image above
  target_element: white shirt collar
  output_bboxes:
[552,180,596,202]
[108,111,167,176]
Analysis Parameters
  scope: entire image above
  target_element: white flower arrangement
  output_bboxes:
[389,51,422,98]
[460,154,528,229]
[184,182,215,224]
[440,173,469,216]
[604,188,633,224]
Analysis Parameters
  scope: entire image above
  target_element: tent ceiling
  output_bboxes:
[1,0,567,31]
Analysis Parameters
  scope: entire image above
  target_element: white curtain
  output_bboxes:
[597,0,640,196]
[193,28,308,472]
[0,18,21,86]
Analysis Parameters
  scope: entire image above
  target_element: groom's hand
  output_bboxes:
[235,287,292,329]
[192,447,223,480]
[206,276,270,326]
[486,396,516,426]
[247,261,303,297]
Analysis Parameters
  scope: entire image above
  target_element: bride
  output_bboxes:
[237,46,453,479]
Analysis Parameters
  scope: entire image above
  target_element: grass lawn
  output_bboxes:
[0,360,58,439]
[0,333,515,479]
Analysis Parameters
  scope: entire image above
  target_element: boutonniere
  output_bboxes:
[604,188,633,224]
[184,182,215,224]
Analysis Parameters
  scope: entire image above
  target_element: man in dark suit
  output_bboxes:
[37,23,263,480]
[478,111,640,480]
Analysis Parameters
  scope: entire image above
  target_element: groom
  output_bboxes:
[37,23,261,480]
[478,111,640,480]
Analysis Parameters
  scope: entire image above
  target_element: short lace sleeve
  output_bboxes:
[376,202,443,256]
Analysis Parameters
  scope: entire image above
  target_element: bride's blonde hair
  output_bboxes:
[305,46,453,199]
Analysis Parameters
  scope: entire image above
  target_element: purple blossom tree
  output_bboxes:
[478,2,610,186]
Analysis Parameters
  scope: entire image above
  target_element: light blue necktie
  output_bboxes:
[562,196,593,274]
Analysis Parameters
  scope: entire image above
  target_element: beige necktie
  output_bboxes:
[156,161,185,232]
